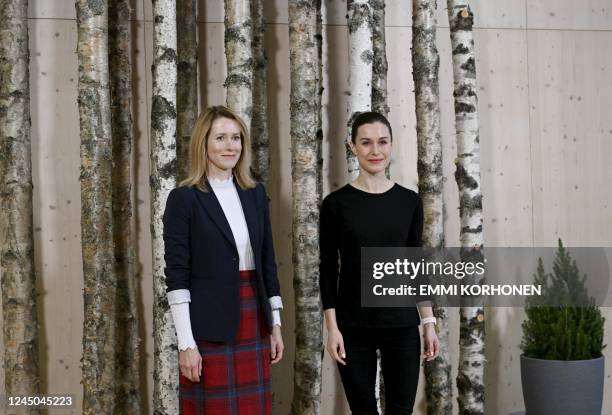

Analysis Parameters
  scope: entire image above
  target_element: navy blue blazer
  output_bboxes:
[163,179,281,342]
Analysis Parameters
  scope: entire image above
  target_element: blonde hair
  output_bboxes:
[179,105,256,192]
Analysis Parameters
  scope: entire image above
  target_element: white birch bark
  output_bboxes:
[250,0,269,185]
[346,0,373,180]
[375,350,384,414]
[75,0,118,412]
[0,0,41,407]
[224,0,253,130]
[151,0,179,413]
[288,1,323,413]
[412,1,453,414]
[447,3,485,414]
[369,0,388,117]
[176,0,198,181]
[370,0,390,180]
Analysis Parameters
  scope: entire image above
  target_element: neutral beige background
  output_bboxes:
[1,0,612,414]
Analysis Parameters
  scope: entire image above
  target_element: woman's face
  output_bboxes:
[351,121,392,175]
[207,117,243,175]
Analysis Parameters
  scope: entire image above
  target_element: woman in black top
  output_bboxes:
[320,112,439,415]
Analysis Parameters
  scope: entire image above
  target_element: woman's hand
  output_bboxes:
[326,328,346,365]
[422,324,440,362]
[270,325,284,364]
[179,347,202,382]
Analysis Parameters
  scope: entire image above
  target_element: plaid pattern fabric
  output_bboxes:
[180,270,272,415]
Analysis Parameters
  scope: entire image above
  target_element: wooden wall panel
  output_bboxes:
[529,30,612,246]
[528,0,612,30]
[30,18,81,414]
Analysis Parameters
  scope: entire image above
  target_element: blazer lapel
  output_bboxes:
[193,182,237,252]
[234,180,260,253]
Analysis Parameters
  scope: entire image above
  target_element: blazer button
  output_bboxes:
[233,257,237,261]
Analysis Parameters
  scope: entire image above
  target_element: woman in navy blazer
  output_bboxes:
[163,105,283,414]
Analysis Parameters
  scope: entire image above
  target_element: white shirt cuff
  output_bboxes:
[169,301,197,351]
[269,296,283,310]
[168,289,191,305]
[272,309,281,327]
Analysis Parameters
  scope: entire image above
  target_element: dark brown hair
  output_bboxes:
[351,111,393,143]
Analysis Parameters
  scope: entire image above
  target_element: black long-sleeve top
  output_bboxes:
[319,183,424,328]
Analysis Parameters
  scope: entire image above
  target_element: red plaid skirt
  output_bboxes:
[179,270,271,415]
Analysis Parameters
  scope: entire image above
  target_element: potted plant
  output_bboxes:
[520,239,606,415]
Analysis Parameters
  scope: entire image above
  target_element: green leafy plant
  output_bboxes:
[521,239,606,360]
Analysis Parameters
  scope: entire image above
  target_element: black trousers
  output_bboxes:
[337,325,421,415]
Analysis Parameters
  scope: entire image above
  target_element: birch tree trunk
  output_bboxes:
[425,308,452,415]
[224,0,253,130]
[369,0,389,181]
[250,0,269,185]
[0,0,41,407]
[346,0,373,180]
[76,1,117,412]
[288,1,323,413]
[151,0,179,413]
[108,0,141,412]
[412,1,453,414]
[447,3,485,414]
[370,0,388,117]
[176,0,197,181]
